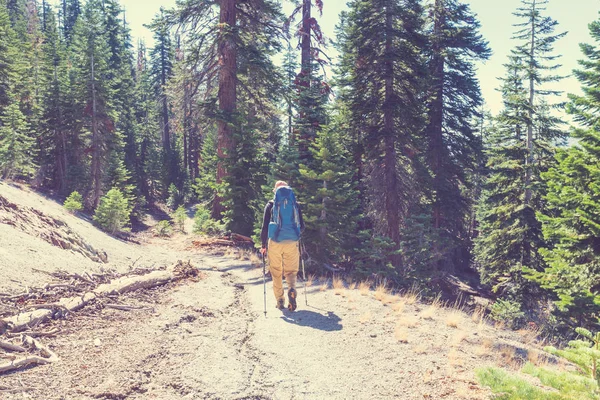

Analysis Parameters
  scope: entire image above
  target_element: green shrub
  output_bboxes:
[155,220,172,237]
[478,326,600,400]
[173,206,186,233]
[193,206,225,235]
[545,327,600,385]
[167,183,179,209]
[490,299,525,329]
[63,191,83,213]
[93,188,130,234]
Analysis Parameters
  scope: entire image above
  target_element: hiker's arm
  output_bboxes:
[260,202,272,248]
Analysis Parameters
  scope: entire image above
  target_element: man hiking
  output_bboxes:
[260,181,305,311]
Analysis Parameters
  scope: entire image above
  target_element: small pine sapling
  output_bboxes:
[155,220,172,237]
[93,188,130,234]
[173,206,186,232]
[545,327,600,385]
[63,191,83,213]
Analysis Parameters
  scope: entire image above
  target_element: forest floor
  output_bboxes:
[0,181,555,399]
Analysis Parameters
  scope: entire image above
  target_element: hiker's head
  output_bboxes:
[273,180,288,193]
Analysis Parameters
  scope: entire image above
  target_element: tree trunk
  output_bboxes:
[297,0,312,160]
[428,0,445,231]
[212,0,237,219]
[524,0,535,207]
[90,50,102,209]
[383,3,400,250]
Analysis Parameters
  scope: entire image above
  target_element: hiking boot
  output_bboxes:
[287,288,297,311]
[276,298,285,310]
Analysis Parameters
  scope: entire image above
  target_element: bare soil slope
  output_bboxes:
[0,184,546,399]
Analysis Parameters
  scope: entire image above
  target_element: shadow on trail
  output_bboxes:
[280,310,342,332]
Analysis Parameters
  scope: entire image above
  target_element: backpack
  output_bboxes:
[268,186,301,242]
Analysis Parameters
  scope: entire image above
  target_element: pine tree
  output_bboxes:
[133,41,163,201]
[475,56,534,300]
[425,0,490,272]
[0,100,35,179]
[69,0,116,208]
[335,0,428,274]
[0,1,18,111]
[147,8,175,193]
[299,107,360,268]
[475,0,566,303]
[530,13,600,326]
[93,187,130,234]
[38,3,69,190]
[61,0,81,43]
[292,0,327,163]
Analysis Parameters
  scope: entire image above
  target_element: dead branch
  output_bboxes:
[104,304,152,312]
[0,340,26,353]
[5,328,60,339]
[0,336,58,374]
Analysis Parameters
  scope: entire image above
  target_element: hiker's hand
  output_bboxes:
[260,247,267,255]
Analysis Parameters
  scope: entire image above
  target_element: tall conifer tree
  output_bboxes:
[475,0,566,302]
[425,0,490,271]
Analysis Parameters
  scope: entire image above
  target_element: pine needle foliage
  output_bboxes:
[93,187,130,234]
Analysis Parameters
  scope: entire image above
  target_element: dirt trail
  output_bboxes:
[1,246,496,399]
[0,184,516,399]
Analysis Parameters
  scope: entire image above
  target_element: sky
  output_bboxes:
[115,0,600,116]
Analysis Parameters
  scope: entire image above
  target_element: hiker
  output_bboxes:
[260,181,305,311]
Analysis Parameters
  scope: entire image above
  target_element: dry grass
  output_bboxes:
[518,323,541,346]
[319,278,329,292]
[475,337,494,357]
[450,331,468,347]
[347,281,357,291]
[332,275,345,295]
[249,252,262,268]
[497,345,523,370]
[359,312,372,324]
[391,300,406,314]
[395,325,409,343]
[527,349,549,367]
[305,274,315,287]
[383,294,400,305]
[400,286,420,305]
[358,280,371,296]
[471,306,485,324]
[398,315,419,328]
[445,310,463,328]
[420,295,442,320]
[374,282,389,302]
[448,349,464,367]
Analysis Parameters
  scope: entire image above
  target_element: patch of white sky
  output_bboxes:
[51,0,600,119]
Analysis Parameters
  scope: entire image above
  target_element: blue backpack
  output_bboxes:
[268,186,301,242]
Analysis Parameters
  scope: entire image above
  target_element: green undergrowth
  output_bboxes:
[477,364,599,399]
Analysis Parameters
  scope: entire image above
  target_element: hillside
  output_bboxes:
[0,184,562,399]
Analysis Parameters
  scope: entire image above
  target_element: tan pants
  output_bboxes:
[268,239,299,301]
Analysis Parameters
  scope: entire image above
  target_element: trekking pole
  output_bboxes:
[262,251,267,317]
[300,240,308,306]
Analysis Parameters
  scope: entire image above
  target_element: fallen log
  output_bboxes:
[192,239,236,247]
[94,269,173,295]
[1,262,196,333]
